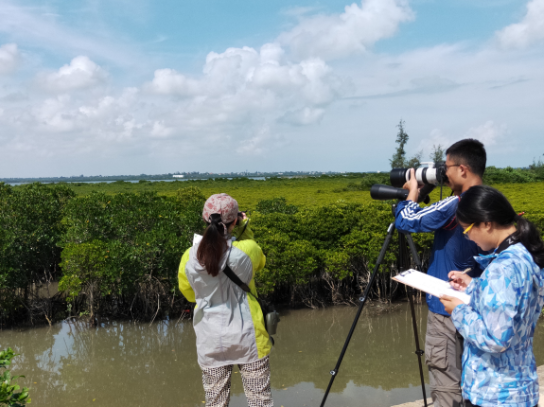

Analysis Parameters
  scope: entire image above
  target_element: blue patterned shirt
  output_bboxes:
[451,242,544,407]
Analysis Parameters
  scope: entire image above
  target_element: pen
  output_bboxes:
[448,267,472,282]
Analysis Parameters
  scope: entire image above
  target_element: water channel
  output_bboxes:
[3,303,544,407]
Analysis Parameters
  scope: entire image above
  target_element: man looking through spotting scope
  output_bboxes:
[394,139,487,407]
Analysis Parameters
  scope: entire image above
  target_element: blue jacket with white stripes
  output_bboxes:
[394,195,482,316]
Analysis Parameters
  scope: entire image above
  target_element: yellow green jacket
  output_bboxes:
[178,225,271,368]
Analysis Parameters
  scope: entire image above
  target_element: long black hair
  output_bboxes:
[197,213,235,277]
[456,185,544,268]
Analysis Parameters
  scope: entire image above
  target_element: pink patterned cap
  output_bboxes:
[202,193,239,224]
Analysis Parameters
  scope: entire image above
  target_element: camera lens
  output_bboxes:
[390,168,409,187]
[370,184,409,201]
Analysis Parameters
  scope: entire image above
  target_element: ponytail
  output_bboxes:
[513,216,544,268]
[457,185,544,268]
[197,213,234,277]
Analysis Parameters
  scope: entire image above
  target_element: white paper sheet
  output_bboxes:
[392,269,470,304]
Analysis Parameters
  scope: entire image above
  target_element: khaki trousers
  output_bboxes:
[425,312,464,407]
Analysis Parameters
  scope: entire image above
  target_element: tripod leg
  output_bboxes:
[407,287,428,407]
[402,233,428,407]
[405,233,423,270]
[319,223,396,407]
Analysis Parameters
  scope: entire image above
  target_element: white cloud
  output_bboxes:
[237,126,271,155]
[0,43,20,74]
[32,95,76,132]
[39,56,107,92]
[417,129,454,159]
[496,0,544,49]
[410,76,458,92]
[417,121,507,161]
[1,1,543,176]
[150,121,173,138]
[0,1,144,69]
[281,6,321,18]
[0,38,345,161]
[144,69,200,96]
[463,120,507,146]
[280,107,326,126]
[278,0,414,60]
[78,96,116,118]
[141,42,345,153]
[236,125,289,155]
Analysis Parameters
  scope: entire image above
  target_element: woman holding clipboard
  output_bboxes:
[440,185,544,407]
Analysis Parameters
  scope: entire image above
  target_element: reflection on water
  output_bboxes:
[2,303,544,407]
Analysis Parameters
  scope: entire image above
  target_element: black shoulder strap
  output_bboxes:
[223,263,250,293]
[236,218,249,240]
[222,248,250,293]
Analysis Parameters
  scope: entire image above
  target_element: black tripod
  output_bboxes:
[319,214,429,407]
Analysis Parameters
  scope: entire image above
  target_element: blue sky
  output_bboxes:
[0,0,543,177]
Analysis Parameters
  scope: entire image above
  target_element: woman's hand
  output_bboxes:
[448,271,472,292]
[440,295,464,315]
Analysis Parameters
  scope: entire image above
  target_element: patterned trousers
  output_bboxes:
[201,356,273,407]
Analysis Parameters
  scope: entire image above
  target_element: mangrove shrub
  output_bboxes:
[0,181,543,324]
[0,348,30,406]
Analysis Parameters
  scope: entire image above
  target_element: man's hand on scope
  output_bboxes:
[402,168,420,202]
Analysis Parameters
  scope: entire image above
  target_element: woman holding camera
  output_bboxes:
[179,193,273,407]
[440,185,544,407]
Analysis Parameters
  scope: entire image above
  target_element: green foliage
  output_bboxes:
[430,144,445,164]
[336,173,390,192]
[59,240,108,303]
[390,120,421,169]
[175,186,206,206]
[60,191,204,319]
[255,197,298,215]
[406,151,422,169]
[484,166,540,184]
[0,183,75,319]
[1,177,543,320]
[529,156,544,179]
[249,201,403,303]
[390,120,409,169]
[0,348,31,406]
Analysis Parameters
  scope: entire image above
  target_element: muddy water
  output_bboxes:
[2,303,544,407]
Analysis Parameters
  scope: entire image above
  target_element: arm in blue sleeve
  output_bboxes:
[464,278,478,296]
[451,261,518,353]
[394,195,460,233]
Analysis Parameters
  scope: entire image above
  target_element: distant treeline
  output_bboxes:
[2,160,543,186]
[1,170,543,327]
[0,171,339,184]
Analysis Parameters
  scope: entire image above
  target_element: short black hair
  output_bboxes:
[446,139,486,177]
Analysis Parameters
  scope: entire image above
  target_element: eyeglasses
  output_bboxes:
[463,223,475,239]
[445,164,461,171]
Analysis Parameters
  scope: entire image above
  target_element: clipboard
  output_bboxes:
[392,269,470,304]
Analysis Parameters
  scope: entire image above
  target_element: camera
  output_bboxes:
[390,161,447,188]
[371,162,446,203]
